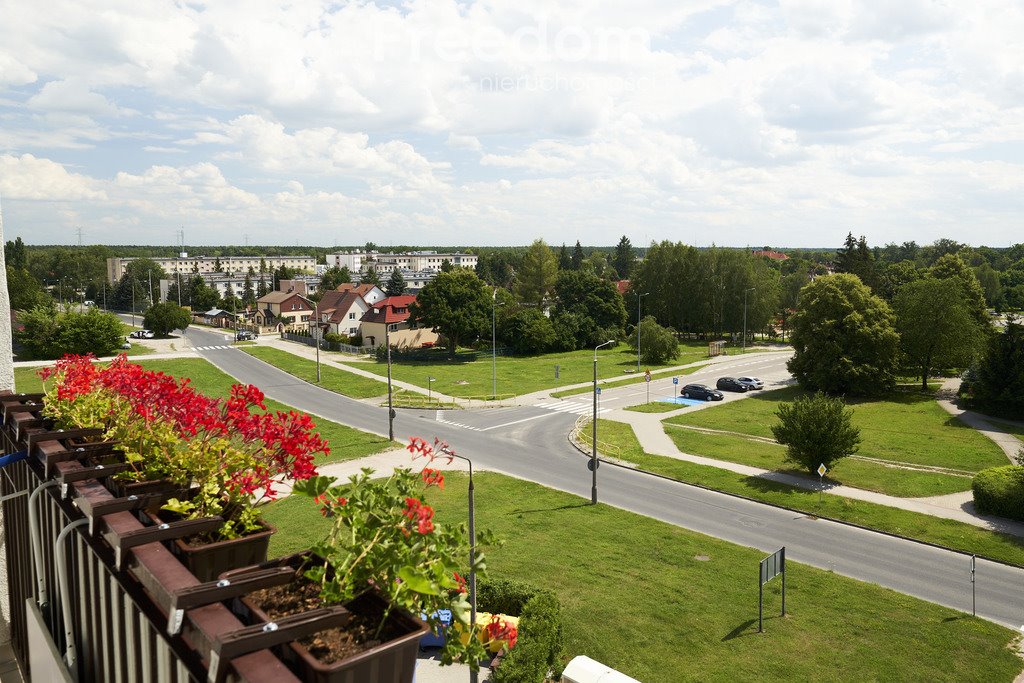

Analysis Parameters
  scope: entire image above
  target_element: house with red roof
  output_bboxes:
[359,295,439,349]
[336,283,386,306]
[751,249,790,261]
[315,290,369,337]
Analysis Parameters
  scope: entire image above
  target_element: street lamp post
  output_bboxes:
[743,287,756,352]
[491,289,499,400]
[636,292,649,373]
[592,339,615,505]
[131,278,136,326]
[148,269,154,307]
[428,376,435,404]
[385,323,394,440]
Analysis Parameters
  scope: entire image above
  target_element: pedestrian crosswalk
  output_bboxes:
[435,416,484,432]
[191,345,235,351]
[534,400,610,416]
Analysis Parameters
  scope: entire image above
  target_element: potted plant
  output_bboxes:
[228,437,500,682]
[40,354,329,580]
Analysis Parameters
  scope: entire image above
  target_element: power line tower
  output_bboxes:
[76,225,84,246]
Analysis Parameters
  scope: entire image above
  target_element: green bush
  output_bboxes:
[972,466,1024,520]
[323,332,345,343]
[478,578,565,683]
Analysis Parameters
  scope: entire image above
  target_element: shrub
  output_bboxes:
[771,392,861,474]
[629,315,679,364]
[973,466,1024,520]
[479,578,565,683]
[323,332,345,343]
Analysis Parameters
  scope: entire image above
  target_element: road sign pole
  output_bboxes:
[781,546,786,617]
[758,566,763,633]
[971,555,976,617]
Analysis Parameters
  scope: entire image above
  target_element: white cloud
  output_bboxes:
[0,153,106,200]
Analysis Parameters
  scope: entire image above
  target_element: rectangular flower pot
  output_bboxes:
[224,553,428,683]
[145,510,275,582]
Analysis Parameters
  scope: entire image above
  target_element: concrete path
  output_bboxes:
[936,378,1024,463]
[603,405,1024,537]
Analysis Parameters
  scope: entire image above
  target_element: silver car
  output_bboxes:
[736,376,764,390]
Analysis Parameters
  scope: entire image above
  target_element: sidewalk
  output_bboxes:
[602,406,1024,538]
[935,378,1024,462]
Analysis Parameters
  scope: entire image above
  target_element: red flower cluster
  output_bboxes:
[40,354,328,499]
[453,571,467,594]
[484,615,518,650]
[314,493,347,518]
[407,436,456,465]
[402,496,435,535]
[421,468,445,489]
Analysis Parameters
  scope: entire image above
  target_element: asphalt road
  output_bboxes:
[181,325,1024,629]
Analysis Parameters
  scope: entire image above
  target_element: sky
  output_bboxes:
[1,0,1023,248]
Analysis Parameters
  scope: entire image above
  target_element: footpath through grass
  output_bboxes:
[660,386,1006,497]
[337,343,712,399]
[240,346,388,399]
[263,472,1023,682]
[583,418,1024,566]
[16,359,393,466]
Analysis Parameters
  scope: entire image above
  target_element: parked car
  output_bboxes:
[236,330,258,341]
[680,384,724,401]
[736,376,764,390]
[716,377,749,393]
[129,329,155,339]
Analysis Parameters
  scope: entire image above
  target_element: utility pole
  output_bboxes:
[592,339,615,504]
[636,292,648,373]
[743,287,756,352]
[385,323,394,441]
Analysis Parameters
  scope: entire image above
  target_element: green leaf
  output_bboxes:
[292,475,336,498]
[397,566,444,596]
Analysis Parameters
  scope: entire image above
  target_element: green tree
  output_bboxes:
[361,266,382,287]
[787,273,900,396]
[894,278,985,390]
[242,273,256,308]
[772,393,861,474]
[558,243,571,270]
[319,266,349,293]
[385,269,408,297]
[629,315,679,364]
[15,306,123,359]
[497,307,556,355]
[571,241,584,270]
[6,266,50,310]
[929,253,989,328]
[409,269,490,359]
[214,256,222,272]
[188,275,221,311]
[552,269,627,347]
[834,233,878,290]
[440,258,454,273]
[143,302,192,336]
[4,237,27,269]
[970,317,1024,420]
[877,260,921,300]
[974,262,1003,308]
[222,282,241,312]
[613,235,635,281]
[514,239,559,307]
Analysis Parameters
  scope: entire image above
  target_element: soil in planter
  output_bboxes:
[248,576,406,665]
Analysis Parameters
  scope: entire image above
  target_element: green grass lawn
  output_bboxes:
[664,426,973,497]
[551,363,703,398]
[337,343,714,399]
[624,401,686,413]
[239,346,389,399]
[989,419,1024,441]
[262,472,1022,682]
[583,419,1024,566]
[16,359,394,466]
[665,386,1008,474]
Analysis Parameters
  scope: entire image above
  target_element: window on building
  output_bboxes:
[388,323,399,332]
[349,312,356,319]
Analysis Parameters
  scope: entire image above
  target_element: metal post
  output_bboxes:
[971,555,976,616]
[781,546,786,616]
[492,288,497,400]
[56,518,89,669]
[131,278,136,326]
[758,565,763,633]
[316,328,321,383]
[28,480,60,607]
[592,339,614,505]
[743,287,755,352]
[148,269,153,306]
[446,452,477,683]
[637,292,648,372]
[386,324,394,440]
[101,280,106,310]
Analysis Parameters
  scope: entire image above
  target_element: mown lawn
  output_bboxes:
[16,359,394,466]
[551,363,704,398]
[583,419,1024,567]
[263,472,1023,682]
[337,343,714,399]
[239,346,389,399]
[665,386,1007,474]
[624,401,690,413]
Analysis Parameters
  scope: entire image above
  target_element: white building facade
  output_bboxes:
[107,254,316,283]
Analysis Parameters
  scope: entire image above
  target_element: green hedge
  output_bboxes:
[478,578,565,683]
[973,466,1024,520]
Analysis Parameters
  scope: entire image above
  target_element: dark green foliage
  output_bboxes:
[478,579,565,683]
[930,254,989,328]
[384,268,407,297]
[970,318,1024,420]
[552,269,626,347]
[143,302,191,336]
[440,258,454,273]
[361,266,381,287]
[242,273,256,307]
[410,269,490,359]
[6,266,51,310]
[497,307,556,355]
[877,260,921,300]
[571,241,584,270]
[972,466,1024,520]
[772,393,861,473]
[4,237,27,269]
[15,306,124,359]
[629,315,679,364]
[557,243,571,270]
[319,266,349,293]
[612,235,635,280]
[834,233,878,290]
[788,273,900,396]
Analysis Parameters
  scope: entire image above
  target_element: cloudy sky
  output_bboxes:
[1,0,1023,248]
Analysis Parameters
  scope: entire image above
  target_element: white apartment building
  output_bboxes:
[328,250,477,275]
[107,253,316,283]
[157,273,320,303]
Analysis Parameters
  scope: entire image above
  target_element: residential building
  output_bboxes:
[195,308,237,328]
[359,295,439,349]
[158,273,320,303]
[751,249,790,261]
[107,253,316,283]
[336,283,386,306]
[254,290,315,331]
[316,290,369,337]
[328,250,477,275]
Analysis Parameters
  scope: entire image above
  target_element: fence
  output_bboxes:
[0,393,300,682]
[282,333,364,355]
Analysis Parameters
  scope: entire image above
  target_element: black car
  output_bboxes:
[680,384,724,401]
[716,377,749,393]
[235,330,258,341]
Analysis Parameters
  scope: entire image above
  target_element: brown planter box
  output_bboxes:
[224,554,428,683]
[146,510,275,582]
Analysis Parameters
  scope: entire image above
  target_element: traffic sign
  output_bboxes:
[595,387,602,395]
[588,458,600,471]
[672,377,679,385]
[817,463,827,477]
[644,370,651,383]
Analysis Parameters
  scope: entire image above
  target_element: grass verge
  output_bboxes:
[624,401,688,414]
[263,472,1022,682]
[239,346,388,399]
[583,418,1024,566]
[551,363,704,398]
